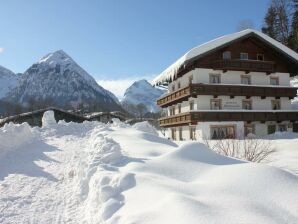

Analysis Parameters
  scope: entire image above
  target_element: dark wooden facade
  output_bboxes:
[157,84,297,107]
[0,107,87,127]
[168,34,298,82]
[0,108,127,127]
[159,111,298,128]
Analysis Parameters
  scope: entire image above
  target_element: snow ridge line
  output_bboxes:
[66,126,135,223]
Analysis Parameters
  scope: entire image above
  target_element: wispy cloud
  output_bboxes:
[97,75,156,100]
[0,48,4,54]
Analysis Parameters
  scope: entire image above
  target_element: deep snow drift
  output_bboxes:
[0,115,298,224]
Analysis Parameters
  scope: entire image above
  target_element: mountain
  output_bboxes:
[0,65,18,98]
[121,79,165,114]
[5,50,122,111]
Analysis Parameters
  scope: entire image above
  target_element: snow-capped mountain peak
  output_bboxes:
[5,50,121,111]
[121,79,165,113]
[38,50,72,66]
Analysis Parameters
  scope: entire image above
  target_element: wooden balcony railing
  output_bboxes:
[212,59,275,73]
[157,84,297,107]
[159,111,298,127]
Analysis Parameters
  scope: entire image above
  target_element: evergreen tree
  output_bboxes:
[262,5,278,39]
[261,0,298,51]
[288,0,298,51]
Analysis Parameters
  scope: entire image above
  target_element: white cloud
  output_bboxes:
[0,48,4,54]
[97,75,156,100]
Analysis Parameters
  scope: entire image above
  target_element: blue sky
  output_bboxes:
[0,0,269,97]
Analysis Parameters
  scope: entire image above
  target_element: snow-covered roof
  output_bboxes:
[153,29,298,85]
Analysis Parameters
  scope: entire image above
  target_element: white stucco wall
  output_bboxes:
[193,95,291,110]
[167,69,291,92]
[164,121,292,141]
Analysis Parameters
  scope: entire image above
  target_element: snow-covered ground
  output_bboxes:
[0,113,298,224]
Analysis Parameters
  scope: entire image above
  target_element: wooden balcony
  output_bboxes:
[159,111,298,127]
[212,59,275,74]
[157,84,297,108]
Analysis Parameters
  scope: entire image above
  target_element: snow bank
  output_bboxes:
[0,120,298,223]
[112,142,298,224]
[0,122,39,158]
[132,121,158,136]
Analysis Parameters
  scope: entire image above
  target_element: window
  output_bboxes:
[178,82,181,89]
[257,54,264,61]
[244,124,255,137]
[211,126,235,139]
[171,85,175,92]
[242,100,252,110]
[223,51,231,60]
[267,125,276,134]
[278,124,287,132]
[171,128,176,140]
[190,127,196,140]
[189,101,194,110]
[240,53,248,60]
[169,106,175,116]
[209,74,221,84]
[188,75,193,84]
[270,77,279,85]
[178,104,181,113]
[179,127,183,141]
[271,100,281,110]
[241,75,251,85]
[210,99,221,110]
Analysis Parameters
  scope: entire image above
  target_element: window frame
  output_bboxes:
[178,104,181,113]
[179,127,183,141]
[210,99,222,110]
[240,52,249,60]
[189,126,196,140]
[210,125,236,139]
[277,124,287,132]
[257,54,264,61]
[271,99,281,110]
[171,128,176,140]
[189,100,194,110]
[241,75,251,85]
[267,124,276,134]
[171,85,175,92]
[188,75,193,85]
[242,99,252,110]
[244,124,255,137]
[209,74,221,84]
[222,51,231,60]
[270,77,279,85]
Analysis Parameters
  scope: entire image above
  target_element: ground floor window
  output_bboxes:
[190,127,196,140]
[171,128,176,140]
[179,127,183,140]
[210,125,236,139]
[277,124,287,132]
[244,124,255,136]
[267,124,276,134]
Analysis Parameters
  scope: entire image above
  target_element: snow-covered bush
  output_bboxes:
[203,137,275,163]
